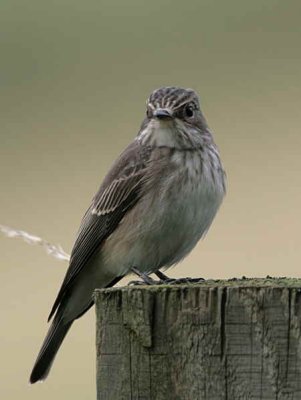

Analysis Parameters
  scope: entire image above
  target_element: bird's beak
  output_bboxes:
[154,108,173,120]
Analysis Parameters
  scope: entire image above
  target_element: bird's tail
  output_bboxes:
[29,317,73,384]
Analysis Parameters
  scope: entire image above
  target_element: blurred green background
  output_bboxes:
[1,0,301,398]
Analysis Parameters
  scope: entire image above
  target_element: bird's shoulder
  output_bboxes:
[91,139,152,215]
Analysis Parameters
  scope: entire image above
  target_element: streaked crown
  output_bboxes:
[147,87,200,113]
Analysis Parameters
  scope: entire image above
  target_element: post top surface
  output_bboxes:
[94,277,301,296]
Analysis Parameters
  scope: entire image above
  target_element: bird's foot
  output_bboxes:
[159,277,205,285]
[129,267,159,286]
[155,270,204,285]
[128,268,205,286]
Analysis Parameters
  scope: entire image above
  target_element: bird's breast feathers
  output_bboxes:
[102,147,225,274]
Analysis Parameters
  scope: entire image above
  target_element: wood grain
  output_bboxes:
[95,279,301,400]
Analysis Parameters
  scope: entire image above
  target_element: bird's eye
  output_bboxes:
[184,104,194,118]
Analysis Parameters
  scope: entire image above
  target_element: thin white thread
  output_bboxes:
[0,224,70,262]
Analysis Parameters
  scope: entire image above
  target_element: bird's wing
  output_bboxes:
[48,140,151,321]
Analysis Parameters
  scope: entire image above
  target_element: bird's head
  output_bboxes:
[147,87,199,121]
[138,87,210,148]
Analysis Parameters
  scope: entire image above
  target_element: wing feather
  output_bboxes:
[48,140,151,321]
[92,172,142,216]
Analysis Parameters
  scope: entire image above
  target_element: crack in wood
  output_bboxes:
[95,282,301,399]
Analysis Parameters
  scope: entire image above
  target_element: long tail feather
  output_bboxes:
[29,318,73,384]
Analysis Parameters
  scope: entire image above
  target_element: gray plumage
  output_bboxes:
[30,87,226,383]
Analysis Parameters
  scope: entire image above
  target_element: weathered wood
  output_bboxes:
[94,279,301,400]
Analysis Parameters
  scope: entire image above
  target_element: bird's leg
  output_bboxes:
[155,270,204,285]
[128,267,205,286]
[155,269,205,285]
[128,267,158,285]
[154,270,170,281]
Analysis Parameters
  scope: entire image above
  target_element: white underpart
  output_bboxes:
[139,119,182,148]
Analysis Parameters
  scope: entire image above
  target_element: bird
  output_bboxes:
[29,86,226,383]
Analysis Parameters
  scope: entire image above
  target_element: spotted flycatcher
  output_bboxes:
[30,87,226,383]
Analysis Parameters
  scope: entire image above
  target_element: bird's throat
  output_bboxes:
[139,119,181,148]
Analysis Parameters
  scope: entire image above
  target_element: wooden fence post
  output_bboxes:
[94,279,301,399]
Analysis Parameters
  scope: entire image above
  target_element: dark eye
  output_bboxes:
[184,104,194,118]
